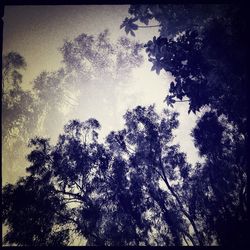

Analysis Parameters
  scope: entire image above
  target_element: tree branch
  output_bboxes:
[138,25,161,28]
[182,232,190,246]
[55,189,83,201]
[174,99,190,103]
[157,154,203,246]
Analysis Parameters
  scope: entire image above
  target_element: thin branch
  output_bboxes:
[55,189,83,200]
[182,232,190,246]
[138,25,161,28]
[73,180,84,193]
[114,136,133,156]
[160,170,203,245]
[54,210,79,226]
[157,152,203,246]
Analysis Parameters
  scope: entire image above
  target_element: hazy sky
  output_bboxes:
[3,5,203,186]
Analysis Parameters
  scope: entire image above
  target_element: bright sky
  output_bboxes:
[3,5,203,186]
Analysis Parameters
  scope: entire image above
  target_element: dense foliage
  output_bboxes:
[122,4,247,134]
[3,106,196,246]
[2,5,247,246]
[2,30,143,182]
[120,4,247,246]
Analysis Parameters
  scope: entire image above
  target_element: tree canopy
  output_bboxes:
[2,30,144,183]
[119,4,247,246]
[122,4,247,134]
[2,5,247,247]
[3,106,195,246]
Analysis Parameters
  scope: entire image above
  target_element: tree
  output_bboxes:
[2,31,144,184]
[3,106,199,246]
[122,5,247,135]
[122,4,248,246]
[2,138,71,246]
[121,4,227,39]
[2,52,33,142]
[2,176,70,246]
[3,5,247,246]
[29,30,144,138]
[2,52,40,182]
[106,105,202,245]
[58,29,144,125]
[189,111,247,246]
[2,52,27,92]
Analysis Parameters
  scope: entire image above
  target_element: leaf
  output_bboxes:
[142,18,149,25]
[156,67,161,75]
[151,64,156,72]
[130,30,136,37]
[165,95,176,107]
[125,26,129,35]
[170,81,175,90]
[130,23,139,31]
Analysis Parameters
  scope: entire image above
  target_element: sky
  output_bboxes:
[2,5,203,186]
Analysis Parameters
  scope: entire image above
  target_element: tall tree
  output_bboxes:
[106,105,201,245]
[3,106,198,246]
[121,4,248,246]
[2,31,144,184]
[59,29,144,123]
[2,52,36,142]
[122,5,247,135]
[188,112,247,246]
[2,52,40,181]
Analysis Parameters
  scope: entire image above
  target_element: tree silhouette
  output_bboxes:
[106,106,204,245]
[3,52,32,141]
[188,111,247,246]
[2,137,70,246]
[121,4,227,39]
[2,5,247,247]
[2,176,70,246]
[124,5,247,135]
[2,30,144,184]
[121,4,248,246]
[2,52,41,182]
[3,106,201,246]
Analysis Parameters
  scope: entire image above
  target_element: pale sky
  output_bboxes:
[2,5,203,186]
